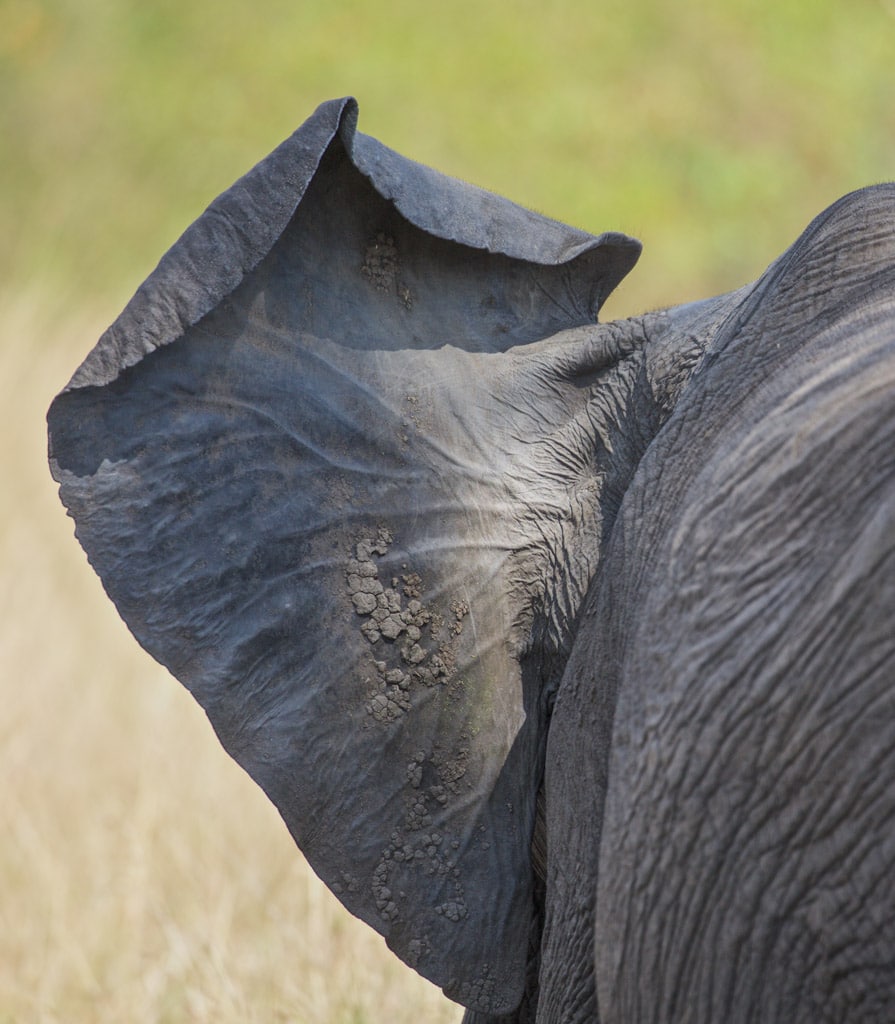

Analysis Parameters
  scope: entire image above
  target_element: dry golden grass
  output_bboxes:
[0,291,463,1023]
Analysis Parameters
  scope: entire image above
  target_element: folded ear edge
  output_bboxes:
[347,128,641,299]
[64,97,641,395]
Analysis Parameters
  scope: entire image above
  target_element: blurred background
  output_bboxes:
[3,1,894,1020]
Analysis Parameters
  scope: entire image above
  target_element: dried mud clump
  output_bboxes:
[345,528,458,724]
[344,528,478,934]
[361,233,399,291]
[361,232,413,308]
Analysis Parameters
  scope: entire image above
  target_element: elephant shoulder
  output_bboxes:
[699,182,895,377]
[770,182,895,305]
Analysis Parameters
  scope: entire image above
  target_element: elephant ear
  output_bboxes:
[47,97,640,1014]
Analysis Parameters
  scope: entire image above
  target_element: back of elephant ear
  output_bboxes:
[47,96,641,1015]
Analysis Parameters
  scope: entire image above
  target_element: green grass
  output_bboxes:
[4,0,894,316]
[4,2,895,1020]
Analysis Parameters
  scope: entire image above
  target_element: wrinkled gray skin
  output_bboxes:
[48,98,895,1022]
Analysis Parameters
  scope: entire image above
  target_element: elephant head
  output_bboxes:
[48,98,895,1021]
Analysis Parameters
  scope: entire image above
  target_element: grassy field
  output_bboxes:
[3,1,895,1021]
[5,0,895,315]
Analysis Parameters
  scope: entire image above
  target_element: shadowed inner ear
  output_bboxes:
[236,132,625,355]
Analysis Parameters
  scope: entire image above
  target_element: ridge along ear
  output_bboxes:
[47,97,641,1014]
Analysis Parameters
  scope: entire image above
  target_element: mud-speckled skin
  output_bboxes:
[48,98,895,1021]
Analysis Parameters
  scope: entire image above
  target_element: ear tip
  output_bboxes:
[584,231,642,311]
[603,229,643,266]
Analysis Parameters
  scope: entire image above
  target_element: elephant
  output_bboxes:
[47,97,895,1022]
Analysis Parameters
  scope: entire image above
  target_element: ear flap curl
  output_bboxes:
[48,97,640,1014]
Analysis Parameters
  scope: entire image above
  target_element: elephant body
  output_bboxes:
[48,98,895,1022]
[543,201,895,1020]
